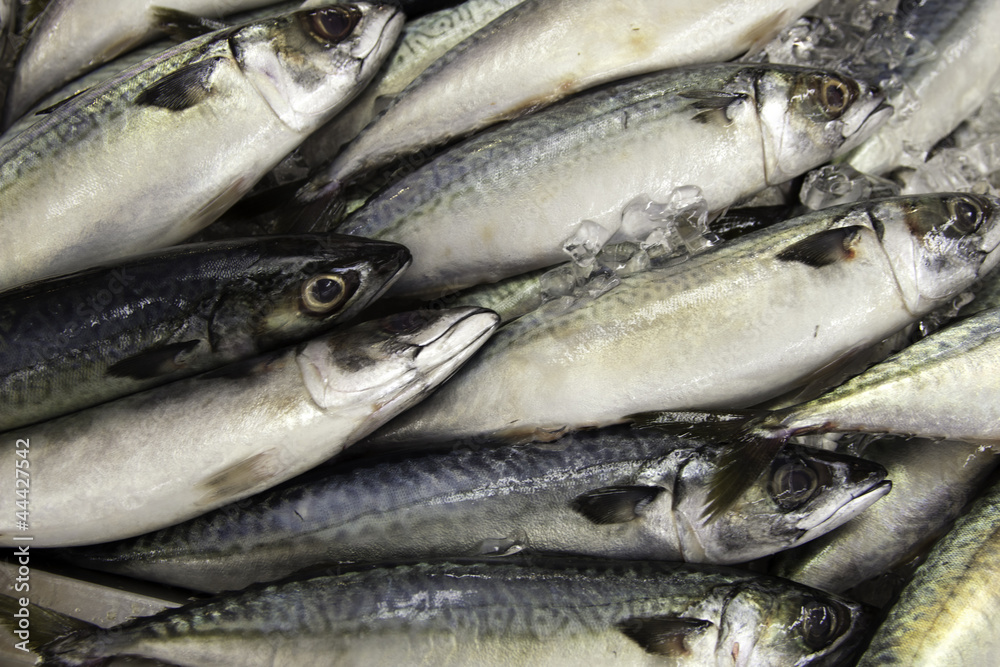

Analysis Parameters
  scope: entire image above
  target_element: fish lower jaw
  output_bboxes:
[796,480,892,545]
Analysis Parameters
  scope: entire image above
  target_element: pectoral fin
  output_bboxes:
[776,226,861,267]
[136,58,223,111]
[680,90,749,125]
[571,486,664,524]
[106,340,202,379]
[618,616,713,656]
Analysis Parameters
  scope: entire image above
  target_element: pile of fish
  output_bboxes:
[2,0,1000,664]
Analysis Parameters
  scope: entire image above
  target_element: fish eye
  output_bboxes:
[808,74,856,120]
[801,600,849,651]
[769,458,826,510]
[381,311,430,335]
[301,273,353,314]
[946,197,984,236]
[304,7,361,44]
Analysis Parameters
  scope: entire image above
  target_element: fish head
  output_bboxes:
[871,193,1000,313]
[249,234,411,347]
[295,307,499,440]
[755,65,891,183]
[674,445,889,563]
[720,581,875,666]
[229,3,404,133]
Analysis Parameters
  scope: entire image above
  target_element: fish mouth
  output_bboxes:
[405,307,500,384]
[836,98,893,156]
[797,480,892,545]
[350,307,499,438]
[975,193,1000,254]
[353,6,405,78]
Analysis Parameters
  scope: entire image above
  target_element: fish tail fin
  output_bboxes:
[703,426,789,522]
[0,593,104,665]
[628,409,764,437]
[288,185,348,233]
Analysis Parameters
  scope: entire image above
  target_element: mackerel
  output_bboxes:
[303,0,823,201]
[745,305,1000,444]
[856,476,1000,666]
[336,63,889,297]
[62,429,889,592]
[36,558,875,667]
[0,3,403,291]
[846,0,1000,174]
[370,194,1000,446]
[0,235,409,431]
[299,0,525,169]
[0,307,499,547]
[772,437,998,594]
[3,0,281,123]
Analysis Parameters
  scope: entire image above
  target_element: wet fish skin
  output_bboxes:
[0,1,305,142]
[299,0,525,169]
[856,476,1000,666]
[0,234,410,432]
[336,63,889,297]
[760,305,1000,443]
[304,0,823,200]
[0,307,499,547]
[846,0,1000,174]
[0,3,403,291]
[772,437,998,594]
[3,0,282,124]
[60,429,889,592]
[38,558,875,667]
[369,193,1000,446]
[438,206,797,325]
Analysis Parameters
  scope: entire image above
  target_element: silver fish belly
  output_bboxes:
[369,193,1000,445]
[772,437,998,594]
[60,429,888,592]
[767,305,1000,443]
[37,559,875,667]
[306,0,823,197]
[299,0,525,168]
[337,63,888,297]
[0,307,499,547]
[0,3,403,291]
[846,0,1000,175]
[856,476,1000,666]
[3,0,281,123]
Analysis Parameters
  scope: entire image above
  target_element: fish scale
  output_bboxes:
[37,559,874,667]
[334,62,888,298]
[0,3,403,291]
[61,428,889,592]
[0,307,499,547]
[0,235,410,431]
